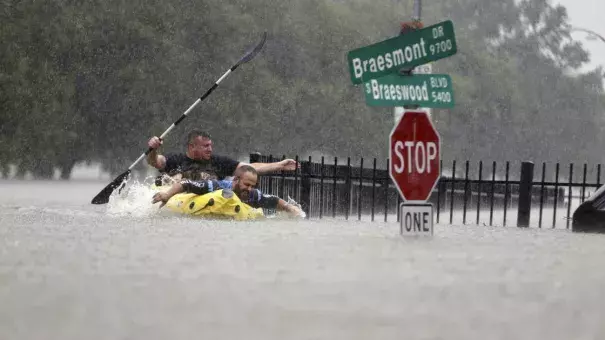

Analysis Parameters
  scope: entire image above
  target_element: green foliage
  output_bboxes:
[0,0,603,178]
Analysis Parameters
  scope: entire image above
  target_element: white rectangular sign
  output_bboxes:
[413,63,432,75]
[400,203,434,236]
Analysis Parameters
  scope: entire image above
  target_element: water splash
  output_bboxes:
[105,177,162,218]
[287,195,307,219]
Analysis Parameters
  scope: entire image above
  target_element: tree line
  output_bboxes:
[1,0,603,179]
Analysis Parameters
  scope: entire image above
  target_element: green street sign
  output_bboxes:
[363,74,455,108]
[347,20,457,84]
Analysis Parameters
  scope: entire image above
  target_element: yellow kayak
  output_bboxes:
[154,185,265,221]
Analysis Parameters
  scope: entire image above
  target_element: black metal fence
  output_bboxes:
[250,154,603,229]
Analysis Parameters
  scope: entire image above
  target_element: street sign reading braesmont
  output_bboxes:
[347,20,457,84]
[364,74,454,108]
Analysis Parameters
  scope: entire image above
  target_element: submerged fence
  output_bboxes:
[250,154,603,229]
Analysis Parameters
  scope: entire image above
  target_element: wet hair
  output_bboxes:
[186,130,212,146]
[234,164,258,178]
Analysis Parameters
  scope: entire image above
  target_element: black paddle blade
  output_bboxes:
[91,170,132,204]
[237,32,267,65]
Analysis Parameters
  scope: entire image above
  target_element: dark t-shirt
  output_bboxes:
[162,153,240,180]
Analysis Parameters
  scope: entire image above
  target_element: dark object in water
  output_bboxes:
[572,184,605,233]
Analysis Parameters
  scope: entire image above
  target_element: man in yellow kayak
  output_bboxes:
[147,130,299,182]
[152,164,305,218]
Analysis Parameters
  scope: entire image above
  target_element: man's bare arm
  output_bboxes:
[240,159,300,175]
[146,149,167,170]
[146,136,167,170]
[152,182,184,207]
[277,198,305,217]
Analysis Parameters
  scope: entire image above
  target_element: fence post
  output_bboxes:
[517,161,534,227]
[300,158,312,219]
[249,152,261,163]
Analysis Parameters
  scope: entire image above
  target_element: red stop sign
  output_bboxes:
[389,110,441,202]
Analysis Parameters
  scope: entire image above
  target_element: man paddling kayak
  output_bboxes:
[152,164,305,218]
[147,130,299,182]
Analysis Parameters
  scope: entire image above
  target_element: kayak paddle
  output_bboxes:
[91,32,267,204]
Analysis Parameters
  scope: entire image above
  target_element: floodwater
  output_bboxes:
[1,179,605,340]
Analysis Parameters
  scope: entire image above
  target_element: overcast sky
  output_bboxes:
[554,0,605,72]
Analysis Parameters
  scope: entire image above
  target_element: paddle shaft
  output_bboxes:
[127,67,238,171]
[90,32,266,205]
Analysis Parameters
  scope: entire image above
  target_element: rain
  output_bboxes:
[1,0,605,339]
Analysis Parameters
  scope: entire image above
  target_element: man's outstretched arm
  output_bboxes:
[152,182,184,207]
[241,159,300,175]
[276,198,305,218]
[248,190,305,218]
[152,179,218,207]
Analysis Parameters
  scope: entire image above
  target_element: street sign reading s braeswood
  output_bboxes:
[347,20,457,84]
[364,74,454,108]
